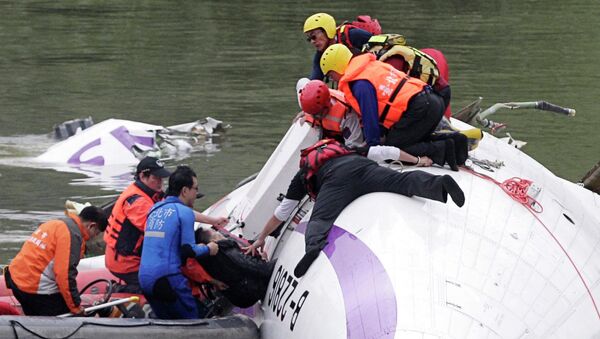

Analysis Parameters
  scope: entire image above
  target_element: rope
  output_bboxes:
[461,167,600,320]
[464,169,542,213]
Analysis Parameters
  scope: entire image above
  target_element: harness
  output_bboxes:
[364,34,440,85]
[299,139,353,199]
[336,24,362,55]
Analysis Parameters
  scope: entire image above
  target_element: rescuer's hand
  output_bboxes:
[207,242,219,256]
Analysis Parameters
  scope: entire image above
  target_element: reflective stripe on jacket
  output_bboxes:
[338,53,426,129]
[8,214,89,313]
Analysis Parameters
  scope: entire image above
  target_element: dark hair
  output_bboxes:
[79,206,108,232]
[195,228,211,244]
[166,165,197,197]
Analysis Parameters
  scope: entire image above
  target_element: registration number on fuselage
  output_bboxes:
[266,264,310,331]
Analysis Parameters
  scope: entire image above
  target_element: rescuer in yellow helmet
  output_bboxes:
[303,12,373,80]
[320,44,469,171]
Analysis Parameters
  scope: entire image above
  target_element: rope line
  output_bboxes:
[461,166,600,320]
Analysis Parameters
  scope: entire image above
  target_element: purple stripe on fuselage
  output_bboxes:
[110,126,155,149]
[296,223,397,338]
[67,138,104,165]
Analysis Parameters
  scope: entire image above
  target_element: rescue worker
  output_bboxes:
[244,139,465,277]
[104,156,171,292]
[5,206,108,316]
[139,166,218,319]
[105,157,228,293]
[361,35,453,118]
[319,44,468,171]
[304,12,373,80]
[298,79,434,166]
[303,13,453,118]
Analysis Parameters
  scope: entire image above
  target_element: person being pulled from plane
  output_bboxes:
[104,157,228,293]
[190,228,276,308]
[319,44,468,171]
[244,138,465,278]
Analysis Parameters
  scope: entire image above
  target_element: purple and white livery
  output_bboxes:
[202,119,600,338]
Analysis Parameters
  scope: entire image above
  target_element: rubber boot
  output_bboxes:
[441,175,465,207]
[444,139,459,171]
[294,249,320,278]
[451,133,469,165]
[428,140,448,167]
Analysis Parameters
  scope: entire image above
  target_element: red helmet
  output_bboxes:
[300,80,331,115]
[351,15,382,35]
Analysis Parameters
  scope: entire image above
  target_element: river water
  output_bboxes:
[0,1,598,263]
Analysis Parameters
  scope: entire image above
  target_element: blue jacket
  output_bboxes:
[139,196,208,284]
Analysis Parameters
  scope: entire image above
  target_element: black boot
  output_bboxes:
[451,133,469,165]
[444,139,459,171]
[294,249,320,278]
[442,175,465,207]
[429,140,447,167]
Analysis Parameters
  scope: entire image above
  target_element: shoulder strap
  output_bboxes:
[380,76,409,124]
[60,217,79,233]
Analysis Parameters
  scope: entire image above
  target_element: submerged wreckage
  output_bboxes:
[37,116,227,166]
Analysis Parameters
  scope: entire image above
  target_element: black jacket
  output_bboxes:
[196,238,275,308]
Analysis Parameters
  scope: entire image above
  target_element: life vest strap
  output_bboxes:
[380,76,409,124]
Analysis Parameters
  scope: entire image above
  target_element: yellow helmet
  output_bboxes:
[303,13,336,39]
[320,44,352,75]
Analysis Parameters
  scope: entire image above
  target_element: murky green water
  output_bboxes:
[1,1,598,263]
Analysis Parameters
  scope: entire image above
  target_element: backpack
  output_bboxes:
[364,34,440,85]
[299,139,353,198]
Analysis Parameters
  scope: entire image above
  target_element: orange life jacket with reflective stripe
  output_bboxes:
[304,89,351,135]
[104,181,161,258]
[7,214,88,313]
[299,139,353,199]
[339,53,427,129]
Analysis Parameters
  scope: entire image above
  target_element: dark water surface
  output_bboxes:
[1,1,598,262]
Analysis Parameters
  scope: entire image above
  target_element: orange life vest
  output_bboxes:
[299,139,353,199]
[304,89,351,135]
[338,53,426,129]
[104,181,161,258]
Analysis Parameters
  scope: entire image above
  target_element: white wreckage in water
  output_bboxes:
[36,117,227,166]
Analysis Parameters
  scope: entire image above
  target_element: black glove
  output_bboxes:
[180,244,196,263]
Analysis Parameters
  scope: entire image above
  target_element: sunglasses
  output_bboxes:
[305,30,322,42]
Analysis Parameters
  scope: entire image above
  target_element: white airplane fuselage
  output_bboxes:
[205,120,600,338]
[70,118,600,338]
